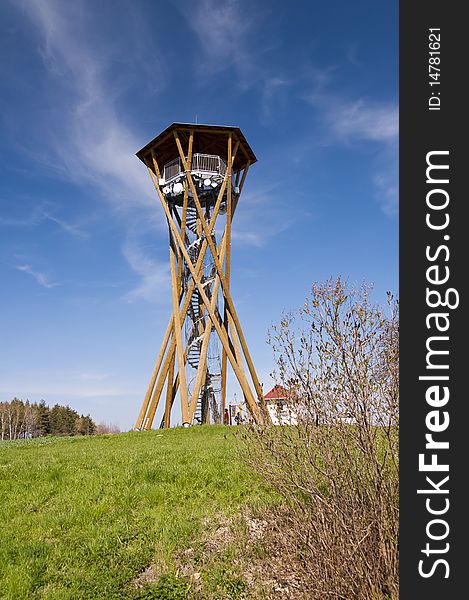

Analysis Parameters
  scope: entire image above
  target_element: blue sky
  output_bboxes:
[0,0,398,430]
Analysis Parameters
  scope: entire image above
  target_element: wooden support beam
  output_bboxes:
[188,223,232,421]
[238,162,250,193]
[221,133,233,418]
[232,162,250,215]
[178,130,193,281]
[141,171,231,429]
[163,354,175,428]
[169,245,189,425]
[188,274,219,420]
[144,337,175,429]
[135,317,173,429]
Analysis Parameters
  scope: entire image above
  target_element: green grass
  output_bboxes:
[0,427,273,599]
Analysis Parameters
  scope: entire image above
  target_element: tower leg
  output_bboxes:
[144,338,176,429]
[221,134,232,423]
[163,354,175,428]
[169,246,190,425]
[135,316,172,429]
[201,381,210,424]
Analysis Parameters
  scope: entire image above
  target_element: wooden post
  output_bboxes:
[135,316,172,429]
[221,133,232,419]
[163,354,175,428]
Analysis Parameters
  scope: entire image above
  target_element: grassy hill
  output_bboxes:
[0,427,274,599]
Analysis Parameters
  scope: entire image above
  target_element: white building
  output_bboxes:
[264,385,298,426]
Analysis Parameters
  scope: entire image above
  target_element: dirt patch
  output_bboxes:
[174,509,313,599]
[131,559,165,589]
[242,513,311,599]
[200,513,235,554]
[130,508,313,598]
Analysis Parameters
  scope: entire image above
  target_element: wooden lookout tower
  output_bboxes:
[134,123,267,429]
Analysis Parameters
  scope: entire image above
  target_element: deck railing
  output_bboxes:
[163,153,227,182]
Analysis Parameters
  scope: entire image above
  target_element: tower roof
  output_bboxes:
[136,123,257,173]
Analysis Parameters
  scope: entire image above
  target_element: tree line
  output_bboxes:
[0,398,96,440]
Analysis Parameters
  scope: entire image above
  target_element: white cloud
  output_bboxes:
[0,368,137,430]
[14,0,160,209]
[175,0,271,88]
[0,201,89,238]
[15,264,58,288]
[79,371,110,382]
[327,100,398,143]
[231,230,264,247]
[303,89,398,217]
[260,76,290,119]
[122,240,170,303]
[185,0,251,65]
[11,0,170,299]
[305,91,398,145]
[373,172,398,217]
[43,213,89,239]
[230,181,299,247]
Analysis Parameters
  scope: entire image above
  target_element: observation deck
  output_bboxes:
[161,153,227,185]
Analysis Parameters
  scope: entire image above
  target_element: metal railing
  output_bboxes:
[163,153,227,182]
[163,157,181,181]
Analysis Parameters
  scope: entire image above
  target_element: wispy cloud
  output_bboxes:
[0,369,132,400]
[122,240,170,303]
[0,202,88,238]
[13,0,161,209]
[303,88,398,216]
[373,172,398,217]
[15,264,58,288]
[304,91,398,145]
[10,0,169,296]
[43,213,88,239]
[231,182,299,247]
[0,202,48,227]
[176,0,273,89]
[320,96,398,216]
[326,100,398,144]
[260,76,290,119]
[183,0,253,70]
[0,368,139,430]
[79,371,109,382]
[231,230,265,247]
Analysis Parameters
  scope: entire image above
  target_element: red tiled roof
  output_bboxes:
[264,385,287,400]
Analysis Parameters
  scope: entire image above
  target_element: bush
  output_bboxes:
[242,278,399,599]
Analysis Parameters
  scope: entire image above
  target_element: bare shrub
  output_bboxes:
[242,278,399,599]
[95,422,121,435]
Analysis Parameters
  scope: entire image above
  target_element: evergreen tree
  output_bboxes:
[36,400,51,436]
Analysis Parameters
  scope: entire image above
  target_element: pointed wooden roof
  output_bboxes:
[136,122,257,173]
